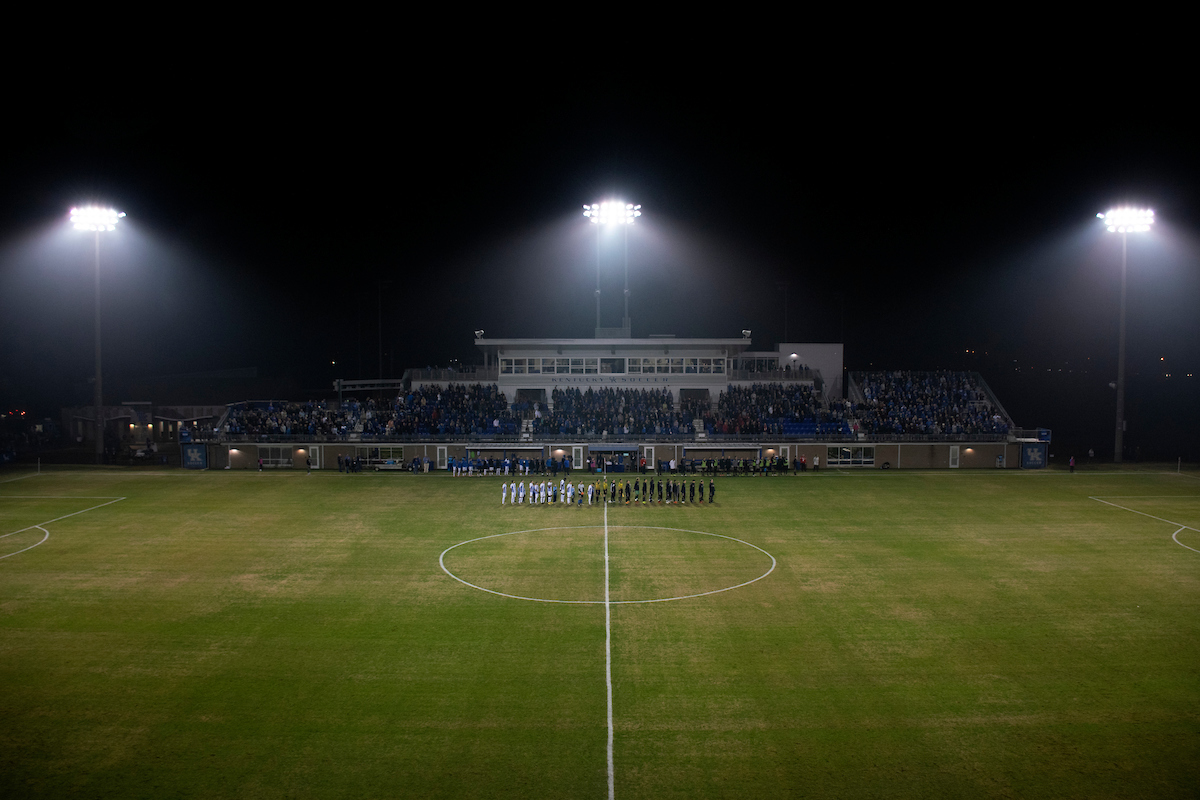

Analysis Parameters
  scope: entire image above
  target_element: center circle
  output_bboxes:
[440,525,776,604]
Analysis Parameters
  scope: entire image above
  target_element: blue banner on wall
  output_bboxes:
[182,443,208,469]
[1021,442,1047,469]
[1037,429,1052,442]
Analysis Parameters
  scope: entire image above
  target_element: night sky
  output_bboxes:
[2,81,1197,459]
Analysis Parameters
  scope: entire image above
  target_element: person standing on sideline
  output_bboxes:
[258,457,263,472]
[709,478,715,504]
[1069,456,1075,474]
[306,456,311,475]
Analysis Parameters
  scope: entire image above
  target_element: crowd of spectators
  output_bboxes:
[225,384,518,439]
[532,387,700,436]
[850,371,1009,436]
[223,373,1009,441]
[390,384,517,436]
[225,400,363,438]
[708,384,851,436]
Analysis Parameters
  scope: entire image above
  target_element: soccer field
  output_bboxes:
[2,466,1198,798]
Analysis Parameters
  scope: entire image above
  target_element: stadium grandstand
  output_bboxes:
[57,333,1051,473]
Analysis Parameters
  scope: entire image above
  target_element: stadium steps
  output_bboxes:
[847,375,866,404]
[972,371,1016,428]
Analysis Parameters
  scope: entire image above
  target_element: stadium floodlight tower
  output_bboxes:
[1097,206,1154,463]
[70,205,126,464]
[584,201,641,337]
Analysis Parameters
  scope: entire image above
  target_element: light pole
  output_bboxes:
[584,201,641,336]
[71,206,125,464]
[1097,207,1154,463]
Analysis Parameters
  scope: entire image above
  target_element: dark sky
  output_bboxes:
[1,78,1197,455]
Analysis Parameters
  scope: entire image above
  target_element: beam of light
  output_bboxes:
[69,206,126,232]
[1097,207,1154,233]
[583,201,642,225]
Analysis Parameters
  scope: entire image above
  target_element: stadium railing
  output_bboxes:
[214,430,1009,444]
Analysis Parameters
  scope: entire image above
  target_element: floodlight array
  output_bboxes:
[70,206,126,232]
[1097,207,1154,233]
[583,201,641,224]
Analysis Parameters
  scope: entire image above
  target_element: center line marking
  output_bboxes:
[604,500,615,800]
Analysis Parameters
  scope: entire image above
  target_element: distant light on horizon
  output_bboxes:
[1098,207,1154,233]
[583,201,641,225]
[70,206,126,232]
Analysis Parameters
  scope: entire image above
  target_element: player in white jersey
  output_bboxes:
[501,482,508,505]
[566,483,574,504]
[587,483,594,505]
[518,481,525,504]
[510,480,516,503]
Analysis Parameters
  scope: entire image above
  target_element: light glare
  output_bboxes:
[70,205,126,232]
[1098,207,1154,234]
[583,200,642,224]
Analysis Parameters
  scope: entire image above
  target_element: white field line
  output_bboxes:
[833,471,1192,477]
[1089,496,1200,555]
[1172,528,1200,554]
[440,514,779,800]
[0,526,50,559]
[439,527,776,605]
[604,500,615,800]
[0,473,40,483]
[0,497,126,560]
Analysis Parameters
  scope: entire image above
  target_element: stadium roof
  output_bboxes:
[475,337,752,356]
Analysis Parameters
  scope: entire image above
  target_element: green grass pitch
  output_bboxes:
[2,466,1198,798]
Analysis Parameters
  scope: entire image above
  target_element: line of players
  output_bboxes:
[501,476,716,506]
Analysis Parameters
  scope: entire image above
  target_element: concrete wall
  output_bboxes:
[208,440,1026,471]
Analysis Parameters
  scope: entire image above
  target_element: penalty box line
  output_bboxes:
[1089,496,1200,554]
[0,497,126,560]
